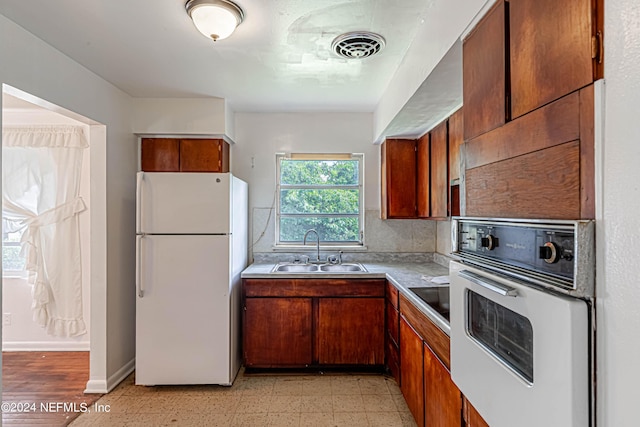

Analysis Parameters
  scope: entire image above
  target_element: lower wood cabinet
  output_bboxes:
[400,317,425,426]
[424,342,462,427]
[463,397,491,427]
[242,278,385,368]
[396,286,468,427]
[243,297,312,367]
[317,298,384,365]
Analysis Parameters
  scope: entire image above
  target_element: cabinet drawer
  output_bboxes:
[244,278,385,297]
[386,303,399,347]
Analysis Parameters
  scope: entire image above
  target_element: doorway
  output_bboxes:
[1,86,105,422]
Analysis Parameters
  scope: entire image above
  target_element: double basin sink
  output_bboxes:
[271,262,368,273]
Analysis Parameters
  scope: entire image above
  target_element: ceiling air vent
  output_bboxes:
[331,31,386,59]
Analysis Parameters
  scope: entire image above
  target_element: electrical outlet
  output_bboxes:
[3,313,11,326]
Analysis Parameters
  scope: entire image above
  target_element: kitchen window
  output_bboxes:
[2,230,26,276]
[275,153,364,247]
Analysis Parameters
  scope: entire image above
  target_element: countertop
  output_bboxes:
[241,261,451,335]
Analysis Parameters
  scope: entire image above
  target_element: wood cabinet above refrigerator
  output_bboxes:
[141,138,229,172]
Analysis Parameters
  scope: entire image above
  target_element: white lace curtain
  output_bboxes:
[2,125,88,337]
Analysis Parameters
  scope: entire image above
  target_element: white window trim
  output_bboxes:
[274,152,365,249]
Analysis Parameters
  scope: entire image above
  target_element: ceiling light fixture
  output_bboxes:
[185,0,244,42]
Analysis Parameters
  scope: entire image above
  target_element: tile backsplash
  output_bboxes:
[250,208,448,264]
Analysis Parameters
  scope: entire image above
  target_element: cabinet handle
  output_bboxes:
[136,172,143,233]
[592,31,604,64]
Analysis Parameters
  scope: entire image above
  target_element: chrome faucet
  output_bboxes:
[303,229,321,262]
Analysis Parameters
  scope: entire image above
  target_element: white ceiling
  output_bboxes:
[0,0,440,114]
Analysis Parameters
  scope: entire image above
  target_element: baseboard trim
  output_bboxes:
[85,358,135,394]
[2,341,90,351]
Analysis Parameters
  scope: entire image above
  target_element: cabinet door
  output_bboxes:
[243,298,312,367]
[463,397,490,427]
[509,0,596,119]
[448,108,463,217]
[180,139,229,172]
[141,138,180,172]
[386,301,400,383]
[448,108,464,183]
[381,139,417,218]
[416,134,431,218]
[430,120,448,219]
[424,343,462,427]
[317,298,384,365]
[400,317,425,426]
[463,1,506,140]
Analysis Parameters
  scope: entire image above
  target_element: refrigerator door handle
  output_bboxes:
[136,234,144,298]
[136,172,143,233]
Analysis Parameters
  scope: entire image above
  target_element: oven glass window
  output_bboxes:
[467,290,534,383]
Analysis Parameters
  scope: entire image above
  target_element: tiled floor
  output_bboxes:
[69,369,417,426]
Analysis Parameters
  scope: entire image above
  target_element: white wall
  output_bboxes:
[233,112,377,210]
[598,0,640,425]
[373,0,486,141]
[0,14,137,392]
[132,97,226,135]
[1,109,91,351]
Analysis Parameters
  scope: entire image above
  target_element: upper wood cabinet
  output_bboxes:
[416,134,431,218]
[381,139,417,218]
[463,1,507,141]
[462,0,600,220]
[448,108,463,217]
[140,138,180,172]
[509,0,603,119]
[141,138,229,172]
[381,115,457,220]
[465,84,595,219]
[430,121,449,219]
[448,108,464,183]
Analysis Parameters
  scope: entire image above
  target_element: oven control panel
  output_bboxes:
[456,221,575,283]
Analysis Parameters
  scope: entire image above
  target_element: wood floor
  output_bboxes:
[2,351,102,426]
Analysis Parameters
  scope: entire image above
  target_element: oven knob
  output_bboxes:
[539,242,561,263]
[480,235,498,250]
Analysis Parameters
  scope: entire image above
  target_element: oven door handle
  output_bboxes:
[459,270,518,297]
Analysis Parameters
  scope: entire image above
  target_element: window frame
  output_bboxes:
[274,152,365,249]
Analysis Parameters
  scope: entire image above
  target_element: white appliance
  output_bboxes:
[449,218,594,427]
[135,172,248,386]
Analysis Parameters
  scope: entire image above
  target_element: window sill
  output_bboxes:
[271,245,369,252]
[3,272,28,279]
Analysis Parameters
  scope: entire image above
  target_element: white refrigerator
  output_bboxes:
[135,172,248,386]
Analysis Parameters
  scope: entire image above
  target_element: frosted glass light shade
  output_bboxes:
[186,0,244,41]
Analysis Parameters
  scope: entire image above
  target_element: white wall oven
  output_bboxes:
[450,217,595,427]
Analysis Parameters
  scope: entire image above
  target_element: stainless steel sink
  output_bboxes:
[408,287,450,321]
[319,263,367,272]
[271,262,367,273]
[272,264,319,272]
